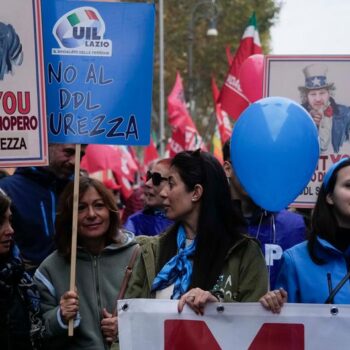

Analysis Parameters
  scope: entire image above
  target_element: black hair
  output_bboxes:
[0,190,11,226]
[308,158,350,264]
[157,150,243,291]
[222,139,231,162]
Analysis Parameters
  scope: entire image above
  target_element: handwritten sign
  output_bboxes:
[0,0,47,166]
[41,1,155,145]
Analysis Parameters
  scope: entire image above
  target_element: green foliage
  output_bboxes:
[136,0,281,144]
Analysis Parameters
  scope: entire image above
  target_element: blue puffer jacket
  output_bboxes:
[0,167,70,271]
[123,208,174,236]
[275,237,350,304]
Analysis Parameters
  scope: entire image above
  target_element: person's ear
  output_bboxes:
[223,161,233,178]
[191,184,203,202]
[326,193,334,205]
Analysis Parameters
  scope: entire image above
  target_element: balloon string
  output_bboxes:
[255,210,265,240]
[271,213,276,244]
[255,210,275,290]
[267,213,276,291]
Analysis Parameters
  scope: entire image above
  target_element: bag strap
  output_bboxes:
[116,244,141,301]
[324,269,350,304]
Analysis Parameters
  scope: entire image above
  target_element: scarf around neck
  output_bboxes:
[151,225,197,299]
[0,245,44,349]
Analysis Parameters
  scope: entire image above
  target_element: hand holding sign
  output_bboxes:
[231,97,319,211]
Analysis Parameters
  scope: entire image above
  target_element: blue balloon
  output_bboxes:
[231,96,320,211]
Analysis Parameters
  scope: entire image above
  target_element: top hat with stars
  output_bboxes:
[298,63,334,91]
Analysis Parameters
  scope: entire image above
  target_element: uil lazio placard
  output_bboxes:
[41,0,155,146]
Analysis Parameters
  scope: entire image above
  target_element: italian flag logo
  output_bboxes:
[53,7,104,49]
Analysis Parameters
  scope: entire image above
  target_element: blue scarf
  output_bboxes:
[151,225,197,299]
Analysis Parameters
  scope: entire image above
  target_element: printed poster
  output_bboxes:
[264,55,350,207]
[0,0,48,167]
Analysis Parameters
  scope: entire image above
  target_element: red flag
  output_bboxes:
[81,145,138,200]
[167,72,206,157]
[219,13,262,120]
[144,136,159,166]
[88,169,121,191]
[118,146,139,182]
[211,76,232,144]
[127,146,142,175]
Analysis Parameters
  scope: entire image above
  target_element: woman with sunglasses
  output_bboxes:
[124,158,174,236]
[260,158,350,313]
[126,150,268,313]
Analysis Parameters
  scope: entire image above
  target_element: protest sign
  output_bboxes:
[41,0,155,145]
[264,55,350,207]
[40,0,155,334]
[119,299,350,349]
[0,0,48,167]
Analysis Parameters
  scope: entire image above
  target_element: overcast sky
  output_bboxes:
[270,0,350,54]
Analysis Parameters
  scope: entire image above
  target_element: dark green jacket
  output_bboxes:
[125,232,268,302]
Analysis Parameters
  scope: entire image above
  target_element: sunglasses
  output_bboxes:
[146,170,168,186]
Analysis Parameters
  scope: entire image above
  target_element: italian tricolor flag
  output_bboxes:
[218,13,262,120]
[67,9,98,26]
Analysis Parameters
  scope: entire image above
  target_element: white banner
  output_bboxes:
[118,299,350,350]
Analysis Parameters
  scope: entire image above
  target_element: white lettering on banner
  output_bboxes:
[224,275,232,299]
[121,157,130,175]
[168,138,184,154]
[265,244,283,266]
[225,74,241,91]
[118,300,350,350]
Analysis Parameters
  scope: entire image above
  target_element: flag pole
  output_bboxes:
[68,143,81,336]
[159,0,165,156]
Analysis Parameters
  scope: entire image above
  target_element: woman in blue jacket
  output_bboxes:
[261,157,350,312]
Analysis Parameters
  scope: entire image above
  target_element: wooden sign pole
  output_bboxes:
[68,144,81,336]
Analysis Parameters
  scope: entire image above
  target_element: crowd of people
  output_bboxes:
[1,140,350,349]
